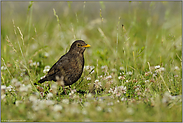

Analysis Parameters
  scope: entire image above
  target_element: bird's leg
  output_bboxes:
[62,85,67,95]
[69,85,72,92]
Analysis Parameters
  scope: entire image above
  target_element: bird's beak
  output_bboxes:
[82,44,91,48]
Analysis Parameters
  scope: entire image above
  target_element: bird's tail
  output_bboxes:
[34,77,48,85]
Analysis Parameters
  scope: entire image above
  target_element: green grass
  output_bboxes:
[1,1,182,122]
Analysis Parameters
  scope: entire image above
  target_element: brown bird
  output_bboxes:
[34,40,90,93]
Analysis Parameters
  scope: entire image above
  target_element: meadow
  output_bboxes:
[1,1,182,122]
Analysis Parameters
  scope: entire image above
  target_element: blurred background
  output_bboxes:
[1,1,182,72]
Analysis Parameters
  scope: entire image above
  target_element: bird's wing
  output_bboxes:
[46,54,70,77]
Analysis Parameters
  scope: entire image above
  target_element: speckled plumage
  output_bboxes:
[35,40,90,86]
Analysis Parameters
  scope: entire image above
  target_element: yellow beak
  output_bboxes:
[82,44,91,48]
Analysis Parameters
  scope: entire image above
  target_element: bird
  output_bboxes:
[34,40,90,94]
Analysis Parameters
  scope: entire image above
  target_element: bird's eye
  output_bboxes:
[77,43,81,47]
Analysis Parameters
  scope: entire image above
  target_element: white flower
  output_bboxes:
[1,94,6,100]
[1,66,7,70]
[82,109,88,115]
[107,102,113,106]
[62,99,69,104]
[52,104,63,112]
[47,92,53,99]
[86,93,93,98]
[107,108,112,113]
[86,77,91,80]
[118,76,125,80]
[105,75,112,80]
[162,91,172,104]
[121,97,127,101]
[126,71,133,75]
[155,65,160,69]
[174,66,180,70]
[45,100,55,106]
[6,85,14,91]
[44,52,49,57]
[11,78,18,85]
[127,107,134,115]
[94,80,102,89]
[15,100,23,106]
[111,68,117,72]
[120,66,125,70]
[19,84,28,92]
[30,61,40,67]
[29,95,38,102]
[96,106,102,111]
[70,107,80,114]
[50,83,58,94]
[1,85,6,90]
[84,102,90,107]
[43,65,51,73]
[101,65,108,69]
[84,65,95,70]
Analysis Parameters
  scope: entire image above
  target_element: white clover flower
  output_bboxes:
[47,92,53,99]
[52,104,63,112]
[94,80,102,89]
[11,78,18,85]
[162,91,172,104]
[105,75,112,80]
[70,107,80,114]
[118,76,125,80]
[84,102,91,107]
[154,65,160,69]
[126,107,134,115]
[86,93,93,98]
[84,65,95,70]
[30,61,40,67]
[50,83,58,94]
[29,95,38,102]
[126,71,133,75]
[1,85,6,90]
[1,66,7,70]
[6,85,14,91]
[26,84,32,90]
[119,86,127,93]
[45,100,55,106]
[120,66,125,70]
[86,77,91,80]
[145,80,149,83]
[160,67,165,71]
[174,66,180,70]
[1,94,6,100]
[96,106,102,111]
[27,111,36,120]
[101,65,108,69]
[111,68,117,72]
[19,84,28,92]
[107,102,113,106]
[82,109,88,115]
[69,89,76,96]
[15,100,23,106]
[43,65,51,73]
[44,52,49,57]
[107,108,112,113]
[121,97,127,101]
[62,99,69,104]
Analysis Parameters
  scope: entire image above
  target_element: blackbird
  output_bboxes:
[34,40,90,93]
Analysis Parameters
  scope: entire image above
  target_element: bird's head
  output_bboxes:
[69,40,90,54]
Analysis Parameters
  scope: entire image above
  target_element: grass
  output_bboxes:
[1,1,182,122]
